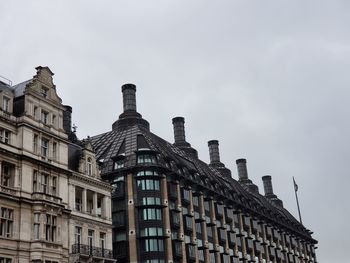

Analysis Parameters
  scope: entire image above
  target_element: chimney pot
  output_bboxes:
[208,140,220,164]
[121,83,137,112]
[236,158,248,180]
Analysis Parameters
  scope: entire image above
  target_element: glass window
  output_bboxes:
[75,226,82,244]
[0,129,11,144]
[41,87,49,98]
[142,238,164,252]
[34,213,40,239]
[140,197,161,206]
[137,179,160,191]
[140,227,163,237]
[2,96,10,112]
[45,214,56,242]
[41,138,49,157]
[140,208,162,221]
[88,229,94,247]
[41,110,49,124]
[100,232,106,249]
[114,159,124,169]
[136,170,159,177]
[0,258,12,263]
[33,134,38,153]
[137,154,157,164]
[87,157,93,176]
[0,207,13,238]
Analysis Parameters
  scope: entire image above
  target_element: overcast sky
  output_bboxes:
[1,1,349,261]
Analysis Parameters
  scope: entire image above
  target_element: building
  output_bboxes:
[90,84,318,263]
[0,67,114,263]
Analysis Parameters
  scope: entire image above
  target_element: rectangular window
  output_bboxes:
[75,226,82,244]
[33,170,38,192]
[100,232,106,249]
[52,114,56,126]
[0,257,12,263]
[34,213,40,239]
[2,96,10,112]
[45,214,57,242]
[41,87,49,98]
[40,173,49,194]
[41,138,49,157]
[33,134,38,153]
[1,163,13,187]
[52,177,57,196]
[41,110,49,124]
[33,106,38,118]
[0,207,14,238]
[0,129,11,144]
[52,142,57,160]
[88,229,94,248]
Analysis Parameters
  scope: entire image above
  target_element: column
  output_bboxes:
[199,194,210,263]
[177,183,187,263]
[162,177,173,262]
[127,173,137,263]
[0,161,2,185]
[82,188,87,213]
[93,192,98,216]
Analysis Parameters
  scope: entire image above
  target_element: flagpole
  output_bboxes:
[293,177,303,225]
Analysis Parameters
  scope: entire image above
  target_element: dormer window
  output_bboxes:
[87,157,93,176]
[137,153,157,165]
[2,96,10,112]
[41,87,49,98]
[114,159,124,169]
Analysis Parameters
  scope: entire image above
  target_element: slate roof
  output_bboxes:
[10,79,32,97]
[90,121,316,244]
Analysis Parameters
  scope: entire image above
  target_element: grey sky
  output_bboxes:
[1,1,349,261]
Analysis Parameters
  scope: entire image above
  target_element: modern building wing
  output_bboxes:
[91,84,318,263]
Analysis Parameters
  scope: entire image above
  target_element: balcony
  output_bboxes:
[0,185,18,196]
[72,244,114,259]
[32,192,62,204]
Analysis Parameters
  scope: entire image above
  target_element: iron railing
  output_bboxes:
[72,243,113,259]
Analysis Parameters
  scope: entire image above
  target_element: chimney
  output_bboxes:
[122,83,137,112]
[172,117,197,158]
[262,175,274,196]
[172,117,187,145]
[63,105,72,134]
[208,140,220,164]
[236,158,248,181]
[112,83,150,131]
[261,175,284,207]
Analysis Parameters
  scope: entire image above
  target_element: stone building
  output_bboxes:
[90,84,318,263]
[0,67,114,263]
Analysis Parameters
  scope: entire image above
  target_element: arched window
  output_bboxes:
[87,157,93,176]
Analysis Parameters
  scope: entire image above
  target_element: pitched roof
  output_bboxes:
[91,122,316,243]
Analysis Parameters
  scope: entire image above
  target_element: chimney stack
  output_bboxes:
[262,175,274,196]
[261,175,283,207]
[112,83,150,131]
[236,158,249,181]
[208,140,220,164]
[63,105,72,134]
[172,117,187,145]
[122,83,137,112]
[172,117,198,158]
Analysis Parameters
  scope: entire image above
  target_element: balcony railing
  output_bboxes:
[0,185,17,196]
[72,243,113,259]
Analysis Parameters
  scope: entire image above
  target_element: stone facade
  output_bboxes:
[0,67,114,263]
